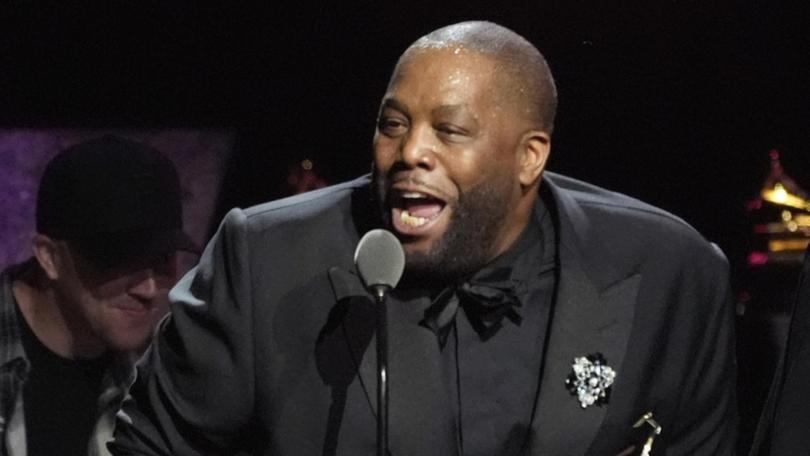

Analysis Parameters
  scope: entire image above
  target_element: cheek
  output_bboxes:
[443,147,503,187]
[464,158,519,203]
[154,273,177,291]
[373,136,397,171]
[152,292,172,314]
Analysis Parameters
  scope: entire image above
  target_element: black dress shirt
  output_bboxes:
[397,199,557,455]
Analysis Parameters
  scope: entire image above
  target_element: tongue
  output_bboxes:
[404,200,443,218]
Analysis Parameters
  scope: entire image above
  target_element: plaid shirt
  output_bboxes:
[0,261,135,456]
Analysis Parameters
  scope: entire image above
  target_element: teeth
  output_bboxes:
[402,192,427,199]
[400,210,428,227]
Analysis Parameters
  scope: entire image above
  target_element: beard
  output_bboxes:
[373,170,514,285]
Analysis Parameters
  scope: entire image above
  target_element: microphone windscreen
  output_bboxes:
[354,229,405,289]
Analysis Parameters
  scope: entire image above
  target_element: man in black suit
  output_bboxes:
[111,21,736,455]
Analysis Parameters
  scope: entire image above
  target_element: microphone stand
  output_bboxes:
[353,228,404,456]
[372,286,389,456]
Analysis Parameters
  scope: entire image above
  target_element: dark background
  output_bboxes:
[0,11,806,291]
[2,2,808,262]
[1,2,808,451]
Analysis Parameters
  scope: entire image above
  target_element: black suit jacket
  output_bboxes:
[749,245,810,455]
[111,173,736,455]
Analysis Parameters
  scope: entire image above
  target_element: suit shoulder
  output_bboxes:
[547,172,692,230]
[233,176,370,232]
[546,172,727,267]
[548,172,700,236]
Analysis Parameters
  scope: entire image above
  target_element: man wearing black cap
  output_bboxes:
[0,136,194,456]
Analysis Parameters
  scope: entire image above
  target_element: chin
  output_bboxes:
[401,237,437,256]
[105,330,154,354]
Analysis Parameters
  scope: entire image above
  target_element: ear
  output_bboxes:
[517,130,551,187]
[32,234,62,281]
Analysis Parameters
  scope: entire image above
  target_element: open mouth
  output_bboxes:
[389,190,448,235]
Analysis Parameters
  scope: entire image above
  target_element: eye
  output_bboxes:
[435,123,470,141]
[152,252,178,277]
[377,116,408,137]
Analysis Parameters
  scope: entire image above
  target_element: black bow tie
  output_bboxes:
[421,267,523,347]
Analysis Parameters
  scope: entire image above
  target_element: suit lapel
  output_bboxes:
[531,177,641,455]
[325,265,380,431]
[323,185,456,455]
[532,253,640,454]
[327,267,458,456]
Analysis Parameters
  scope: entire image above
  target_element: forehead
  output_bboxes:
[386,47,500,107]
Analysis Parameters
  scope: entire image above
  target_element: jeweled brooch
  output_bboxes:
[565,353,616,408]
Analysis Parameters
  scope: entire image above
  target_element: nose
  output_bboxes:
[128,269,158,301]
[399,124,437,170]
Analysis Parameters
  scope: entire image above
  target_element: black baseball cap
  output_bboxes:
[36,135,197,267]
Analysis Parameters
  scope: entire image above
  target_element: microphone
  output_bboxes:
[354,229,404,456]
[354,229,405,296]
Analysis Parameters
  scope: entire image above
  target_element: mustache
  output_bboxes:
[374,170,451,202]
[389,176,443,194]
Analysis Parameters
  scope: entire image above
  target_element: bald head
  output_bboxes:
[398,21,558,134]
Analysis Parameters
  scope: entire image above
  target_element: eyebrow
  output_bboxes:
[380,98,409,114]
[381,99,470,116]
[431,104,468,117]
[380,100,478,128]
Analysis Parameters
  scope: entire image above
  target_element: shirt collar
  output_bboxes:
[0,262,31,371]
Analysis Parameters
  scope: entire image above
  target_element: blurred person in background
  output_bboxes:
[0,136,195,456]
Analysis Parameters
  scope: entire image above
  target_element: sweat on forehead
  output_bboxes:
[396,21,558,133]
